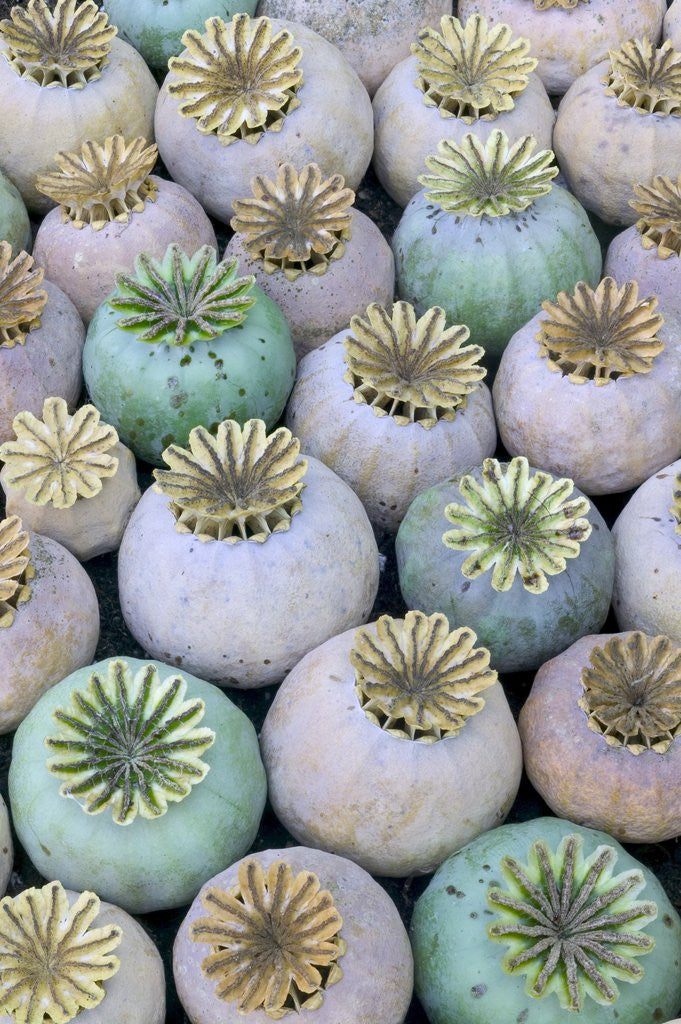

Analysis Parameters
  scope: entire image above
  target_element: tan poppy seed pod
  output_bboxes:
[226,163,394,358]
[255,0,451,96]
[0,516,99,734]
[261,613,522,877]
[373,13,555,208]
[173,847,413,1024]
[0,0,158,214]
[493,278,681,495]
[154,14,373,222]
[285,303,496,532]
[458,0,666,95]
[520,631,681,843]
[666,0,681,49]
[554,36,681,225]
[32,135,217,323]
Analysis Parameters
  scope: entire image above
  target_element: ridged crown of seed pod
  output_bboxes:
[673,473,681,534]
[45,659,216,825]
[0,241,47,348]
[153,418,308,544]
[342,302,485,429]
[167,14,303,146]
[419,131,558,218]
[411,14,537,123]
[487,833,656,1010]
[0,0,117,89]
[578,632,681,755]
[231,163,355,281]
[443,457,592,595]
[0,397,119,509]
[109,244,256,347]
[536,278,664,385]
[604,37,681,116]
[36,135,158,230]
[0,514,34,628]
[630,175,681,259]
[350,610,497,742]
[190,858,346,1019]
[0,881,122,1024]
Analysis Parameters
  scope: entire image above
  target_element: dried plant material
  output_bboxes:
[0,881,121,1024]
[351,611,496,742]
[412,15,536,123]
[46,659,215,825]
[109,244,255,346]
[420,131,558,218]
[579,632,681,754]
[443,457,591,594]
[604,37,681,116]
[36,135,158,231]
[0,241,47,348]
[343,302,485,428]
[537,278,664,385]
[532,0,588,8]
[168,14,303,146]
[0,515,34,628]
[0,0,116,88]
[190,859,345,1019]
[0,397,118,508]
[231,163,354,281]
[153,419,307,543]
[672,473,681,534]
[488,834,656,1010]
[631,175,681,258]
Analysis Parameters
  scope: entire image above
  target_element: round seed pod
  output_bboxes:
[285,303,496,533]
[493,278,681,495]
[0,881,165,1024]
[457,0,666,96]
[373,13,554,208]
[173,846,413,1024]
[0,0,158,213]
[118,420,379,687]
[261,612,521,877]
[396,457,615,673]
[154,14,373,222]
[0,516,99,735]
[613,458,681,642]
[665,0,681,47]
[0,168,30,256]
[411,817,681,1024]
[554,37,681,225]
[32,135,217,324]
[225,163,394,359]
[9,656,267,914]
[393,131,601,371]
[0,795,12,896]
[0,399,140,561]
[520,631,681,843]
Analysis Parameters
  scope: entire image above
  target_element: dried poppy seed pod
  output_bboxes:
[0,168,31,256]
[226,162,394,358]
[173,847,413,1024]
[554,35,681,225]
[0,0,158,213]
[458,0,666,95]
[667,0,681,48]
[154,13,373,222]
[493,277,681,495]
[373,13,554,208]
[261,612,522,877]
[520,631,681,843]
[285,302,496,532]
[0,794,10,896]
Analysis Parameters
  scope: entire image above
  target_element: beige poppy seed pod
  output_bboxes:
[493,278,681,494]
[32,135,217,323]
[154,14,373,222]
[666,0,681,48]
[0,515,99,734]
[373,13,555,208]
[226,163,394,358]
[458,0,666,95]
[261,613,522,877]
[554,36,681,225]
[0,0,158,213]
